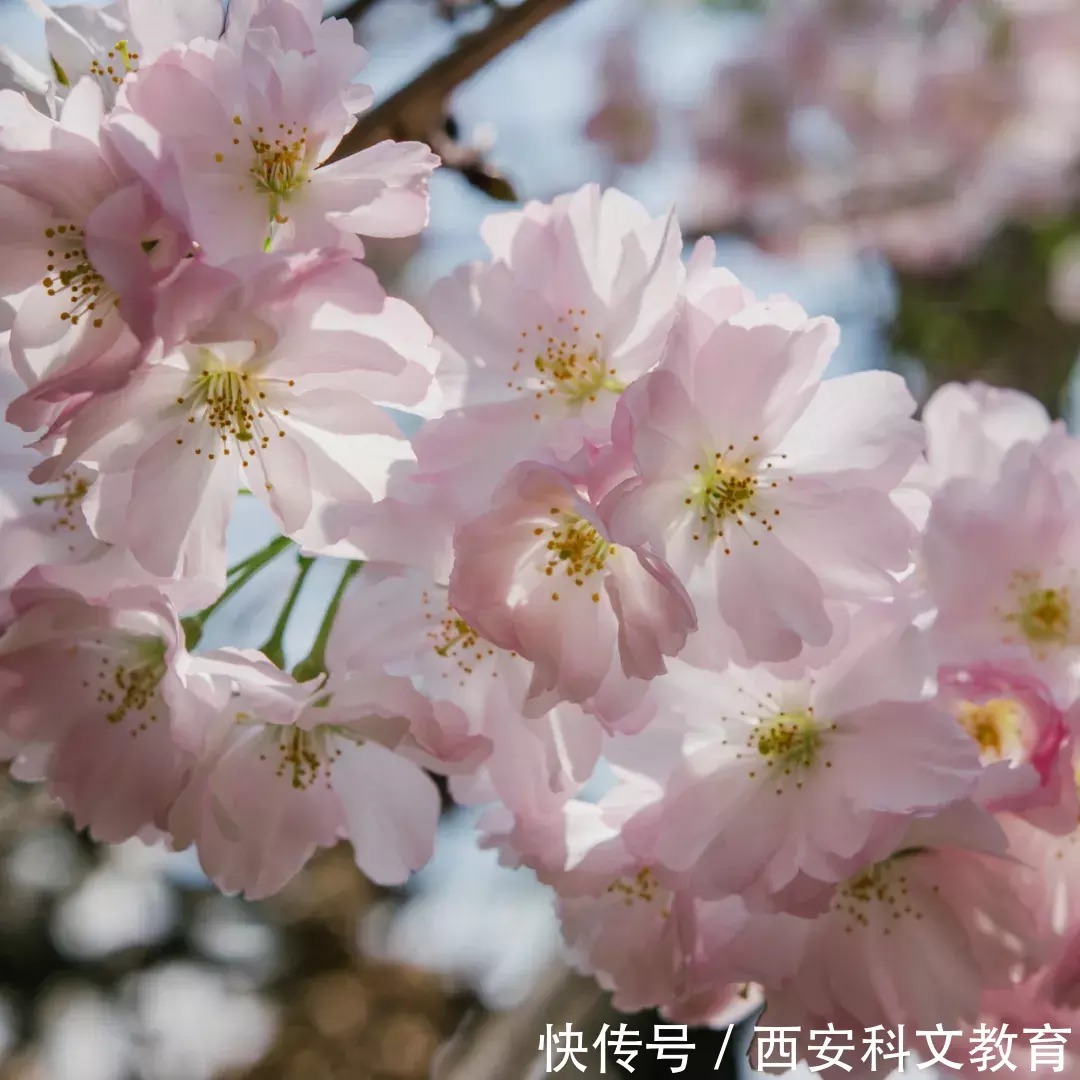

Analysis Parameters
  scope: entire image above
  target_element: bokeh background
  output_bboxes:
[0,0,1078,1076]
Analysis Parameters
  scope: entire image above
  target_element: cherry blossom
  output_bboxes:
[923,381,1054,489]
[618,613,982,912]
[924,436,1080,697]
[412,184,682,519]
[0,79,189,431]
[583,28,656,169]
[34,251,435,577]
[449,460,696,710]
[761,810,1041,1041]
[108,21,438,263]
[329,564,609,815]
[168,647,487,899]
[547,798,803,1021]
[937,663,1076,831]
[601,289,923,666]
[28,0,224,108]
[0,0,1078,1034]
[0,579,194,842]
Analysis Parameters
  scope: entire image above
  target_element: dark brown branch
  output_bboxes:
[337,0,382,23]
[326,0,580,164]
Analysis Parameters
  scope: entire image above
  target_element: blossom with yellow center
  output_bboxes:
[956,697,1026,763]
[684,441,790,551]
[39,223,115,329]
[173,350,296,488]
[510,309,624,418]
[605,867,671,918]
[80,635,167,733]
[1000,570,1075,656]
[533,512,616,602]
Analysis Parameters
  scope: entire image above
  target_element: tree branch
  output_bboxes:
[327,0,580,164]
[337,0,382,23]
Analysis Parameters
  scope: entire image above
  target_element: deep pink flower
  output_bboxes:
[938,663,1076,831]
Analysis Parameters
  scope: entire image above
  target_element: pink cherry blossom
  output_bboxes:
[0,579,194,843]
[924,437,1080,697]
[169,647,486,898]
[923,381,1054,489]
[29,0,224,108]
[937,663,1076,831]
[108,25,438,264]
[601,291,923,666]
[412,184,682,519]
[620,611,982,913]
[35,251,436,578]
[224,0,346,59]
[329,564,607,815]
[547,799,803,1021]
[0,79,189,431]
[0,370,222,616]
[762,816,1041,1039]
[448,460,696,710]
[689,0,1080,269]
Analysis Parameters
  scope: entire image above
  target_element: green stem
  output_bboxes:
[292,560,363,683]
[260,555,315,668]
[226,534,290,578]
[183,535,293,650]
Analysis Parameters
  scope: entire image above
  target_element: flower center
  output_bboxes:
[956,698,1025,763]
[744,707,836,794]
[1012,587,1071,646]
[536,512,615,600]
[221,116,314,227]
[756,710,821,768]
[84,635,167,731]
[251,133,310,201]
[606,867,670,917]
[686,442,788,550]
[422,590,498,684]
[270,727,341,791]
[87,38,139,88]
[32,469,89,534]
[40,223,115,329]
[175,351,295,490]
[510,309,623,418]
[999,571,1077,657]
[832,848,929,935]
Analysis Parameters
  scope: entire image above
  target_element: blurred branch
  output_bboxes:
[339,0,382,22]
[326,0,580,164]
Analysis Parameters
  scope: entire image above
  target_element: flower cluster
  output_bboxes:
[587,0,1080,272]
[3,3,1080,1072]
